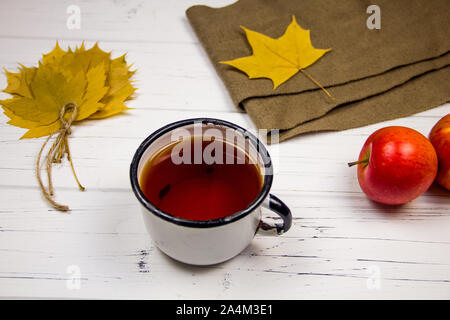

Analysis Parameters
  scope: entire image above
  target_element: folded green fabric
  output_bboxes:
[186,0,450,141]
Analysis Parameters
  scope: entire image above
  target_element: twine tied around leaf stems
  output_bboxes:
[36,102,85,212]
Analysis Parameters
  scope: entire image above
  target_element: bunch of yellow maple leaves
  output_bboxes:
[0,42,135,211]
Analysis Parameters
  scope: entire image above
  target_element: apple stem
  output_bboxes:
[347,159,369,167]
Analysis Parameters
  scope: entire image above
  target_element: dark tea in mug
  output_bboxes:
[139,137,263,221]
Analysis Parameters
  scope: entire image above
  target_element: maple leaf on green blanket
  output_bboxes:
[221,16,334,100]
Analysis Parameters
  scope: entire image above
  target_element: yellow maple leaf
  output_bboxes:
[1,63,105,138]
[92,54,136,119]
[90,85,135,119]
[3,65,35,99]
[2,64,86,125]
[221,16,333,98]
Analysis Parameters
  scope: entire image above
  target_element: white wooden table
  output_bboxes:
[0,0,449,299]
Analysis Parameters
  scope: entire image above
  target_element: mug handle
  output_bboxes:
[260,194,292,235]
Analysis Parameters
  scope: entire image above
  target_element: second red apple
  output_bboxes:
[429,114,450,190]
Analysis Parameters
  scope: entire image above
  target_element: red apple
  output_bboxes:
[429,114,450,190]
[348,126,438,205]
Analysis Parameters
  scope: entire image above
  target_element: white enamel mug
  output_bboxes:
[130,118,292,265]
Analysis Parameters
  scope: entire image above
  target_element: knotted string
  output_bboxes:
[36,102,84,212]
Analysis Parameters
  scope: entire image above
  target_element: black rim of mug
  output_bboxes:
[129,118,274,228]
